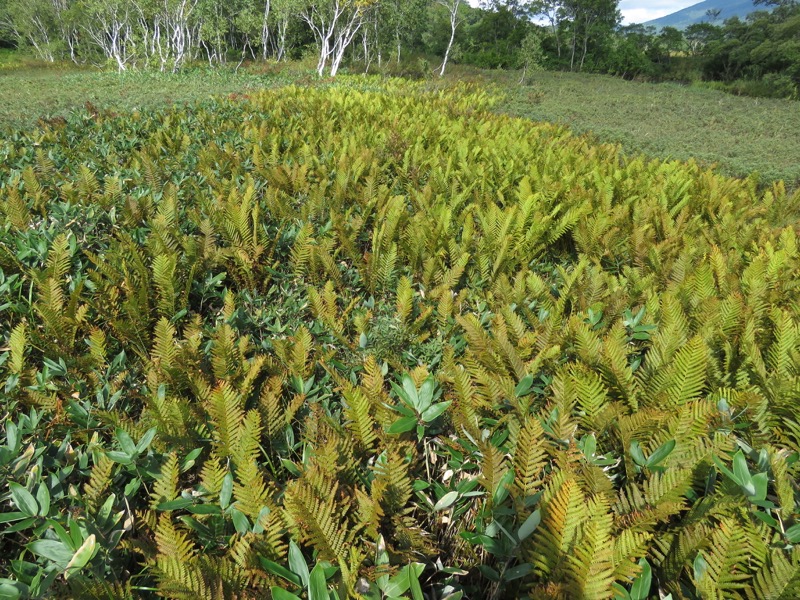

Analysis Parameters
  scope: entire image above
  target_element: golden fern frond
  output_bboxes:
[86,327,107,370]
[152,318,178,373]
[284,473,357,566]
[206,382,245,458]
[258,375,286,439]
[530,476,586,578]
[696,519,754,597]
[152,254,177,318]
[747,547,800,600]
[371,448,413,514]
[612,529,652,581]
[199,459,227,498]
[4,181,31,229]
[211,324,239,381]
[572,365,609,431]
[651,336,708,408]
[84,452,114,514]
[767,309,797,379]
[566,495,615,598]
[395,276,414,324]
[151,453,180,509]
[155,514,197,565]
[45,233,73,281]
[341,383,378,451]
[477,438,509,506]
[512,417,548,501]
[8,321,27,375]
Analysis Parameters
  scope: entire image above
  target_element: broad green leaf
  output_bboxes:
[136,427,157,453]
[9,483,38,517]
[712,454,739,485]
[408,564,424,600]
[64,534,96,579]
[434,491,459,512]
[754,510,778,528]
[383,564,424,598]
[785,523,800,543]
[288,541,310,589]
[630,558,651,600]
[115,428,137,456]
[0,580,28,600]
[106,451,132,465]
[493,468,515,505]
[581,434,597,459]
[732,450,751,487]
[611,582,631,600]
[693,552,708,583]
[220,472,233,510]
[387,416,417,434]
[421,401,451,423]
[308,563,328,600]
[270,588,302,600]
[0,512,26,524]
[646,439,676,467]
[187,504,222,515]
[157,498,194,511]
[517,510,541,541]
[258,558,302,586]
[514,374,534,397]
[749,472,768,502]
[400,375,420,411]
[231,508,250,534]
[504,563,532,581]
[629,441,646,467]
[28,539,73,567]
[418,376,436,410]
[35,485,50,517]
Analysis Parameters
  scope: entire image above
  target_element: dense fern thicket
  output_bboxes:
[2,79,800,600]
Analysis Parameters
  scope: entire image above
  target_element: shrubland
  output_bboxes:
[2,78,800,599]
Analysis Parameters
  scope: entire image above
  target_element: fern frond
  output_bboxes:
[151,453,180,509]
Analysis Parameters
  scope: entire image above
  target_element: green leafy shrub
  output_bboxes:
[1,77,800,599]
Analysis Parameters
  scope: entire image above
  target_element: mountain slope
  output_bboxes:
[644,0,772,29]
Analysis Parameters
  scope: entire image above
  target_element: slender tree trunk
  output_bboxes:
[261,0,271,60]
[438,1,459,77]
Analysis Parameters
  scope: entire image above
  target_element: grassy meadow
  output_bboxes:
[2,58,800,599]
[2,59,800,187]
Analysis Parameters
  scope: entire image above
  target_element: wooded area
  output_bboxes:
[0,1,798,94]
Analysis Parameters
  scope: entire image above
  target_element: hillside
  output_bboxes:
[644,0,772,28]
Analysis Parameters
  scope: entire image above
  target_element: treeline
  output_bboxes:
[0,0,798,97]
[615,0,799,98]
[0,0,616,76]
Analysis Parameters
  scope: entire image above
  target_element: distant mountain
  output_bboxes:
[644,0,772,29]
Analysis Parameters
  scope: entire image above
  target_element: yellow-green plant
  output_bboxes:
[1,77,800,599]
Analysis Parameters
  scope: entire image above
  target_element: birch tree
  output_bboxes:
[436,0,461,76]
[300,0,375,76]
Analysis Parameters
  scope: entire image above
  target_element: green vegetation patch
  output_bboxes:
[0,65,299,131]
[497,70,800,187]
[2,78,800,599]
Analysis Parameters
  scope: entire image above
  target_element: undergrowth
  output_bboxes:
[2,77,800,599]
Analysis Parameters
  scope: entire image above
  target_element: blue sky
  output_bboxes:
[618,1,699,24]
[466,1,702,25]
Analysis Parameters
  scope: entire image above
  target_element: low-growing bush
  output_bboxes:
[2,77,800,599]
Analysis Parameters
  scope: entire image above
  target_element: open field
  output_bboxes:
[494,70,800,187]
[0,66,297,132]
[1,59,799,187]
[2,74,800,598]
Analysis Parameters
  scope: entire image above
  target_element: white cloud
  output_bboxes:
[618,1,700,24]
[466,1,704,26]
